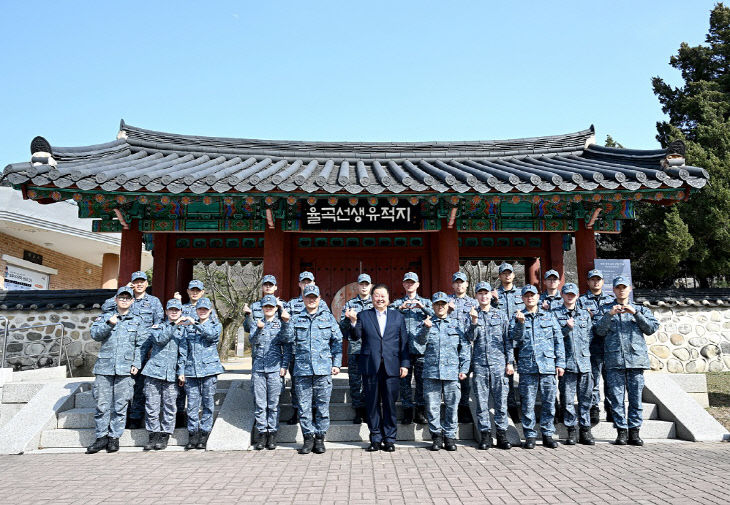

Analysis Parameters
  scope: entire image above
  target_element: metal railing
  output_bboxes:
[1,321,73,377]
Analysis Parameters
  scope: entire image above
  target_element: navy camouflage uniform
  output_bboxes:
[539,292,563,312]
[392,293,434,409]
[510,294,566,440]
[249,297,291,434]
[595,294,659,430]
[447,289,478,410]
[553,303,594,428]
[101,290,163,422]
[416,293,471,440]
[90,300,148,440]
[578,287,615,410]
[139,318,185,435]
[465,304,512,433]
[339,293,373,410]
[492,283,525,410]
[181,309,224,435]
[284,291,343,437]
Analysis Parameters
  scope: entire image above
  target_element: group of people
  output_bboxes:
[85,263,659,455]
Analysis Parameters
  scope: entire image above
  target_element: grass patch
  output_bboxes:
[706,372,730,431]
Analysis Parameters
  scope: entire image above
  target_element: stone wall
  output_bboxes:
[1,308,102,377]
[648,306,730,373]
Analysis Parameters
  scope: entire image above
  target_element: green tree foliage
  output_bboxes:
[600,4,730,287]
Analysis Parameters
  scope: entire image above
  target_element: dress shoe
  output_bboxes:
[366,441,380,452]
[382,441,395,452]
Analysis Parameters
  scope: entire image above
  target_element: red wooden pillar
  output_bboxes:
[548,233,565,286]
[117,219,142,286]
[575,220,597,293]
[525,257,540,288]
[176,259,194,297]
[264,221,291,299]
[152,233,168,300]
[164,236,179,301]
[434,221,459,293]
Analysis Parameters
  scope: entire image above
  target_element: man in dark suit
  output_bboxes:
[347,283,410,452]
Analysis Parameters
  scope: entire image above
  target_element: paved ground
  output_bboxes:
[1,443,728,505]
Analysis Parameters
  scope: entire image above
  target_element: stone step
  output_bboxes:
[39,428,191,448]
[73,389,228,410]
[1,382,45,403]
[59,400,225,429]
[274,421,475,443]
[530,402,658,421]
[508,419,676,440]
[279,385,352,404]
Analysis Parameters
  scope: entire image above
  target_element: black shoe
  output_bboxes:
[175,411,187,429]
[185,431,198,450]
[579,426,595,445]
[496,430,511,450]
[155,433,169,451]
[287,410,299,425]
[444,437,457,451]
[590,406,600,426]
[299,434,314,454]
[628,428,644,446]
[508,406,521,424]
[366,441,380,452]
[564,427,576,446]
[457,404,472,424]
[522,437,536,449]
[196,431,209,450]
[614,428,628,445]
[414,406,427,425]
[86,436,108,454]
[542,435,558,449]
[382,441,395,452]
[313,434,326,454]
[352,407,363,424]
[253,432,266,450]
[402,407,414,425]
[429,433,443,451]
[478,431,492,450]
[106,437,119,453]
[266,431,277,450]
[143,431,156,451]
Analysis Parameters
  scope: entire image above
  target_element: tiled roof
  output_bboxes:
[634,289,730,308]
[1,120,709,195]
[0,289,116,311]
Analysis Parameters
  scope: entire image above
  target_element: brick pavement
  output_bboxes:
[0,443,728,505]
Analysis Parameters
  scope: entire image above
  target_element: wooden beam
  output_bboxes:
[435,220,459,292]
[548,233,565,286]
[525,257,540,287]
[575,220,597,293]
[264,221,290,299]
[117,219,142,286]
[152,233,169,300]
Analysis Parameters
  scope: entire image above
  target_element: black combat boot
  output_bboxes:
[564,427,577,446]
[352,407,363,424]
[253,432,266,450]
[508,406,521,424]
[402,407,414,425]
[106,437,120,453]
[185,431,198,450]
[457,404,472,424]
[414,406,427,425]
[614,428,628,445]
[287,410,298,425]
[429,433,443,451]
[299,434,314,454]
[522,437,536,449]
[579,426,595,445]
[478,431,492,450]
[590,405,600,426]
[196,431,209,450]
[628,428,644,446]
[175,411,187,429]
[604,401,614,424]
[496,430,511,450]
[143,432,157,451]
[444,437,457,451]
[155,433,170,450]
[266,431,277,450]
[542,434,558,449]
[313,433,326,454]
[86,436,108,454]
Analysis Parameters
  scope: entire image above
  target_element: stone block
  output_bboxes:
[2,383,45,403]
[206,379,250,451]
[10,366,68,382]
[667,373,708,393]
[650,345,670,359]
[670,334,685,346]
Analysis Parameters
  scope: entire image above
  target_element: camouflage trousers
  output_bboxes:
[519,372,558,439]
[472,370,509,432]
[423,378,460,439]
[605,368,644,429]
[93,374,134,439]
[294,375,332,436]
[185,375,217,433]
[590,353,605,408]
[348,353,363,408]
[252,371,283,433]
[399,354,424,408]
[561,371,593,428]
[143,376,178,434]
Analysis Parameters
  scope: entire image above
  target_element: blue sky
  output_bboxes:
[0,1,719,165]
